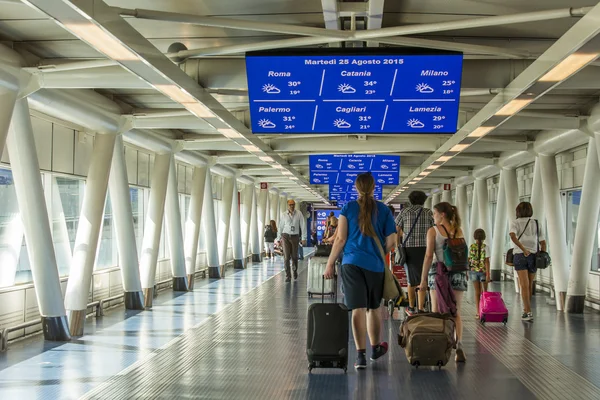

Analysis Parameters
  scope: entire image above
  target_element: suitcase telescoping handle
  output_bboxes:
[322,274,338,303]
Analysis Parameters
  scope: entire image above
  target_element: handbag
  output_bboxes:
[439,225,469,272]
[395,208,424,266]
[314,244,332,257]
[505,219,530,266]
[373,234,401,302]
[534,220,551,269]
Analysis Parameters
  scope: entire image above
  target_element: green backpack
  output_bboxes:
[439,225,469,272]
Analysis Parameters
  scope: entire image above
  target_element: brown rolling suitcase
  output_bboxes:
[398,312,456,368]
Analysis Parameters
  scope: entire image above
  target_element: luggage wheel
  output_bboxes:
[387,300,394,317]
[412,361,420,369]
[480,317,485,325]
[503,318,508,325]
[308,293,312,299]
[437,361,443,370]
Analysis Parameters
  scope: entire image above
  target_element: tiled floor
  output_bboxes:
[1,253,599,399]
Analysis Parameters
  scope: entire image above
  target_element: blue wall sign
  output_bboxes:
[310,154,399,185]
[246,52,463,134]
[315,209,341,242]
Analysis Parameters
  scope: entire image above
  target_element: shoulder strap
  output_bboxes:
[517,219,531,241]
[535,219,540,252]
[439,224,455,239]
[402,207,424,247]
[373,235,389,268]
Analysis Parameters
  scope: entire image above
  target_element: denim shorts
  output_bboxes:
[469,271,487,282]
[514,253,537,274]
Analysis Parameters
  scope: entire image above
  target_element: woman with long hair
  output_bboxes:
[324,173,397,370]
[509,202,546,322]
[419,202,468,363]
[263,220,277,259]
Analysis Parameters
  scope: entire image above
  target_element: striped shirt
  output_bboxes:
[395,205,434,248]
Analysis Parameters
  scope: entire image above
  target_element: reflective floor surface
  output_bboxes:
[1,252,599,399]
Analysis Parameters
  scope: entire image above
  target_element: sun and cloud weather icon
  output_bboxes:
[258,119,276,128]
[347,164,356,169]
[345,178,354,184]
[377,179,386,184]
[407,119,425,128]
[315,164,324,169]
[334,119,352,128]
[416,83,434,93]
[338,83,356,94]
[313,178,321,183]
[380,165,389,169]
[262,83,281,94]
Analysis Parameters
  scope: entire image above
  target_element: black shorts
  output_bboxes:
[340,264,384,310]
[404,247,426,286]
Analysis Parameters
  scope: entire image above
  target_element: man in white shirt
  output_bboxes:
[278,199,307,282]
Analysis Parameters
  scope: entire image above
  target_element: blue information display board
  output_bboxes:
[315,209,341,243]
[309,154,399,185]
[246,51,463,134]
[329,185,382,201]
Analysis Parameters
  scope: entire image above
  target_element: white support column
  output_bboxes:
[279,193,288,222]
[257,188,269,257]
[476,178,492,252]
[165,156,188,292]
[217,177,234,274]
[469,185,479,245]
[539,155,569,310]
[529,157,546,295]
[108,135,144,309]
[432,192,441,205]
[202,169,220,278]
[442,189,452,204]
[456,185,469,245]
[183,165,206,290]
[139,153,171,306]
[6,99,70,342]
[250,188,261,262]
[231,179,244,269]
[64,133,116,336]
[504,168,520,292]
[269,190,278,227]
[424,196,432,210]
[241,184,253,261]
[567,138,600,312]
[491,170,508,281]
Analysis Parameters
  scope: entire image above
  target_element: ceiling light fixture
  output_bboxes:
[259,156,275,163]
[219,128,241,139]
[450,144,470,152]
[154,84,197,104]
[468,126,495,138]
[186,102,214,118]
[63,22,138,61]
[437,156,452,163]
[539,52,599,82]
[495,98,534,116]
[242,144,260,152]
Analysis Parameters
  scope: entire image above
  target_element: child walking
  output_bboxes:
[468,229,490,318]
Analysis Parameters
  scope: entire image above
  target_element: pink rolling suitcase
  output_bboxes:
[479,292,508,325]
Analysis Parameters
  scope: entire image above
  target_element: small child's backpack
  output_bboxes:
[439,225,469,272]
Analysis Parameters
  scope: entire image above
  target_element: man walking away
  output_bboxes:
[278,200,307,282]
[395,191,434,314]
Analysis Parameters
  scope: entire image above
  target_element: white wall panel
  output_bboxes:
[31,116,52,171]
[52,125,74,174]
[1,142,9,164]
[177,163,186,193]
[186,165,193,195]
[74,131,94,176]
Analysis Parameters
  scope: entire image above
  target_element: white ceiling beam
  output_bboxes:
[320,0,342,32]
[366,0,385,47]
[270,136,446,153]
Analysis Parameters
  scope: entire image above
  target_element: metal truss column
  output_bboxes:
[250,188,261,262]
[567,138,600,312]
[64,133,116,336]
[456,185,469,245]
[240,184,253,262]
[140,153,170,306]
[183,165,207,290]
[165,155,188,291]
[491,170,508,281]
[539,155,569,310]
[108,135,144,309]
[257,188,269,257]
[231,179,244,269]
[203,169,221,278]
[504,168,520,292]
[6,99,70,342]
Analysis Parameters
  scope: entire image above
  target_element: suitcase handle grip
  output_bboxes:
[322,274,338,303]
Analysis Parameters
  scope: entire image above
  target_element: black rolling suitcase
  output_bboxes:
[306,276,348,373]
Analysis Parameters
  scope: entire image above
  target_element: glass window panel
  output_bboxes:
[130,187,144,256]
[96,195,116,269]
[0,168,27,287]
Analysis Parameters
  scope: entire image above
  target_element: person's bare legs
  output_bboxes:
[430,288,438,313]
[351,308,367,350]
[454,290,466,362]
[517,269,531,313]
[366,308,382,346]
[528,273,536,302]
[407,285,416,309]
[473,281,482,318]
[417,287,426,311]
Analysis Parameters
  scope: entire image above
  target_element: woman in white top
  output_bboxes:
[509,202,547,322]
[420,202,467,363]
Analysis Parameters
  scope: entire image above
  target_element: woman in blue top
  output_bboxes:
[325,173,397,370]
